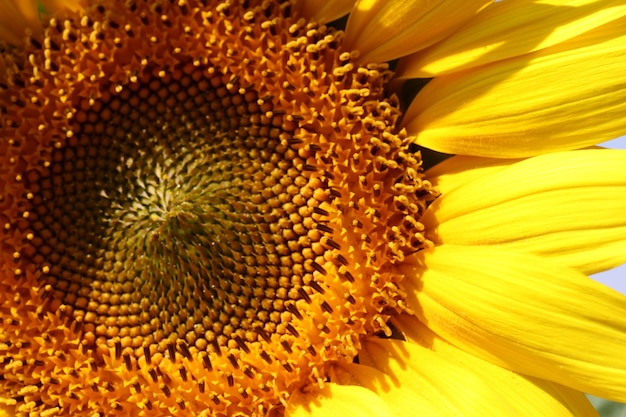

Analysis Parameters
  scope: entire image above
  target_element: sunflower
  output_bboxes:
[1,0,626,416]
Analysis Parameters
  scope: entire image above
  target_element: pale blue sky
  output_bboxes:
[593,137,626,295]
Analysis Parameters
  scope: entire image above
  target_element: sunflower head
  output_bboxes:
[0,0,437,415]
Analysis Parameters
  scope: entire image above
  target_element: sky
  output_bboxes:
[592,137,626,295]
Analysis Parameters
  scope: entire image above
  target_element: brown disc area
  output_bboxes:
[33,63,323,356]
[0,0,436,416]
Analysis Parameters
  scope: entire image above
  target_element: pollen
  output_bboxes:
[0,1,436,416]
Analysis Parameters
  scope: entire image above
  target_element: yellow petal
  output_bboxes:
[0,1,42,44]
[348,327,599,417]
[39,0,82,13]
[292,0,355,24]
[392,315,600,417]
[333,364,440,417]
[345,339,514,417]
[342,338,599,417]
[403,16,626,157]
[0,0,83,44]
[401,244,626,401]
[425,154,521,195]
[343,0,490,64]
[397,0,626,77]
[285,382,394,417]
[422,149,626,274]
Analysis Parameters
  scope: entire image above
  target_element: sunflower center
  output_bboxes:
[1,0,436,415]
[37,65,326,358]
